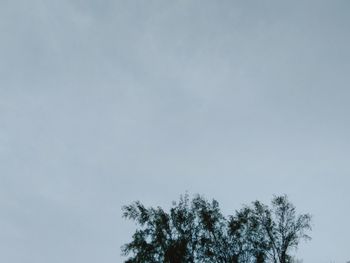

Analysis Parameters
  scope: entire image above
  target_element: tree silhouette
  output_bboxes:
[247,195,312,263]
[122,194,311,263]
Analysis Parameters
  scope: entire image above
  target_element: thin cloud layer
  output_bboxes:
[1,1,350,263]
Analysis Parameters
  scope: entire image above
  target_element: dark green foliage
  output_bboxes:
[122,194,311,263]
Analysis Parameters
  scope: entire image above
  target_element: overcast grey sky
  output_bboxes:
[1,1,350,262]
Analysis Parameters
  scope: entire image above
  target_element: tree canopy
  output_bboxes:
[122,194,311,263]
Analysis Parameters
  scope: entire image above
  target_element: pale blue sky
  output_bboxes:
[1,1,350,263]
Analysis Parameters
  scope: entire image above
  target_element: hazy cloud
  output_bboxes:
[1,1,350,263]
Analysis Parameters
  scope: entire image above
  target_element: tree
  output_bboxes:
[228,206,271,263]
[121,194,311,263]
[247,195,312,263]
[122,194,234,263]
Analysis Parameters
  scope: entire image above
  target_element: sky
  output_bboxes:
[1,1,350,262]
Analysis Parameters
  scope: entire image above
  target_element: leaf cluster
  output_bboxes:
[122,194,311,263]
